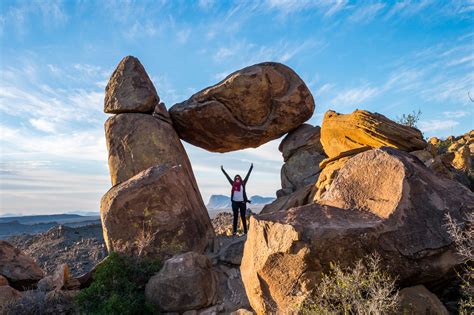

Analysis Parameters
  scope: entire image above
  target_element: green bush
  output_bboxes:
[302,253,399,315]
[75,252,161,315]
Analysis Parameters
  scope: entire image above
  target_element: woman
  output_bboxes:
[221,163,253,236]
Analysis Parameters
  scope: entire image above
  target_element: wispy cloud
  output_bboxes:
[329,85,380,108]
[419,119,459,132]
[443,110,471,118]
[350,3,386,23]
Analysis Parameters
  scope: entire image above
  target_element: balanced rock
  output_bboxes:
[169,62,314,152]
[320,110,426,159]
[101,165,214,259]
[279,124,326,194]
[105,112,196,186]
[104,56,159,114]
[241,148,473,313]
[0,241,44,290]
[145,251,218,312]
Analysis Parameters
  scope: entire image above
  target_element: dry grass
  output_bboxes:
[302,253,399,315]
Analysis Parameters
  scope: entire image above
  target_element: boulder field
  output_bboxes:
[98,56,472,314]
[241,148,474,313]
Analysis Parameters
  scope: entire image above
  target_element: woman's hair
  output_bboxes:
[234,174,242,181]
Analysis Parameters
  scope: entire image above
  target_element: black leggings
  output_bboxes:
[231,201,247,234]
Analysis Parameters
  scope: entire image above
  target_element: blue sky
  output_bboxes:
[0,0,473,215]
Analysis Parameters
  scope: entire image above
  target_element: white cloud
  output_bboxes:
[448,55,474,67]
[177,28,191,44]
[418,119,459,132]
[198,0,216,10]
[443,110,471,118]
[350,3,386,23]
[329,85,380,108]
[29,118,56,133]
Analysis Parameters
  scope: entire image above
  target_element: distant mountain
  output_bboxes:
[206,194,275,209]
[207,195,231,209]
[0,214,100,225]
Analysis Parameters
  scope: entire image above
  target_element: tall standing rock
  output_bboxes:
[101,56,214,259]
[169,62,315,152]
[105,112,197,187]
[320,109,426,159]
[104,56,159,114]
[241,148,474,314]
[101,165,214,258]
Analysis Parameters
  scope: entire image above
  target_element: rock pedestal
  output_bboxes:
[101,165,214,259]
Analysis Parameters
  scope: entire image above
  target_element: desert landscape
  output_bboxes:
[1,54,473,315]
[1,2,473,315]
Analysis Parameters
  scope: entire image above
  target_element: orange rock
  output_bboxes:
[320,109,426,158]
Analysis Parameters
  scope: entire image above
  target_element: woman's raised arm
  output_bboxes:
[221,165,233,185]
[243,163,253,184]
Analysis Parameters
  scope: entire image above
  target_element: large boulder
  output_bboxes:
[398,285,449,315]
[241,148,473,314]
[100,165,214,259]
[145,252,218,312]
[0,241,44,290]
[169,62,314,152]
[104,56,159,114]
[320,109,426,159]
[105,111,197,186]
[279,124,326,194]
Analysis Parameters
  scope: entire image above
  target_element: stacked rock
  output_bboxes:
[101,56,214,259]
[315,109,427,200]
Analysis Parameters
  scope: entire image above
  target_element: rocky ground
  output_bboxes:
[7,224,106,277]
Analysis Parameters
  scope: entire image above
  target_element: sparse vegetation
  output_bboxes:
[302,253,399,315]
[75,252,161,315]
[397,109,422,128]
[3,290,76,315]
[445,212,474,314]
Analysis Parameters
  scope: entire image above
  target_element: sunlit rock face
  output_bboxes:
[241,148,473,314]
[169,62,315,152]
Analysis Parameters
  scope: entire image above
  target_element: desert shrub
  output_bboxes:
[445,212,474,314]
[75,252,161,315]
[434,139,454,154]
[302,253,399,315]
[396,110,422,128]
[3,290,75,315]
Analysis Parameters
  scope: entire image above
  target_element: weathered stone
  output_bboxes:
[241,148,473,314]
[281,150,325,193]
[218,237,245,266]
[320,109,426,158]
[105,113,198,187]
[314,156,351,201]
[261,184,315,214]
[230,309,254,315]
[410,149,433,164]
[38,264,69,291]
[0,275,8,286]
[0,241,44,290]
[452,145,471,172]
[145,252,218,312]
[101,165,214,259]
[104,56,159,114]
[0,285,21,311]
[279,124,323,161]
[398,285,449,315]
[169,62,314,152]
